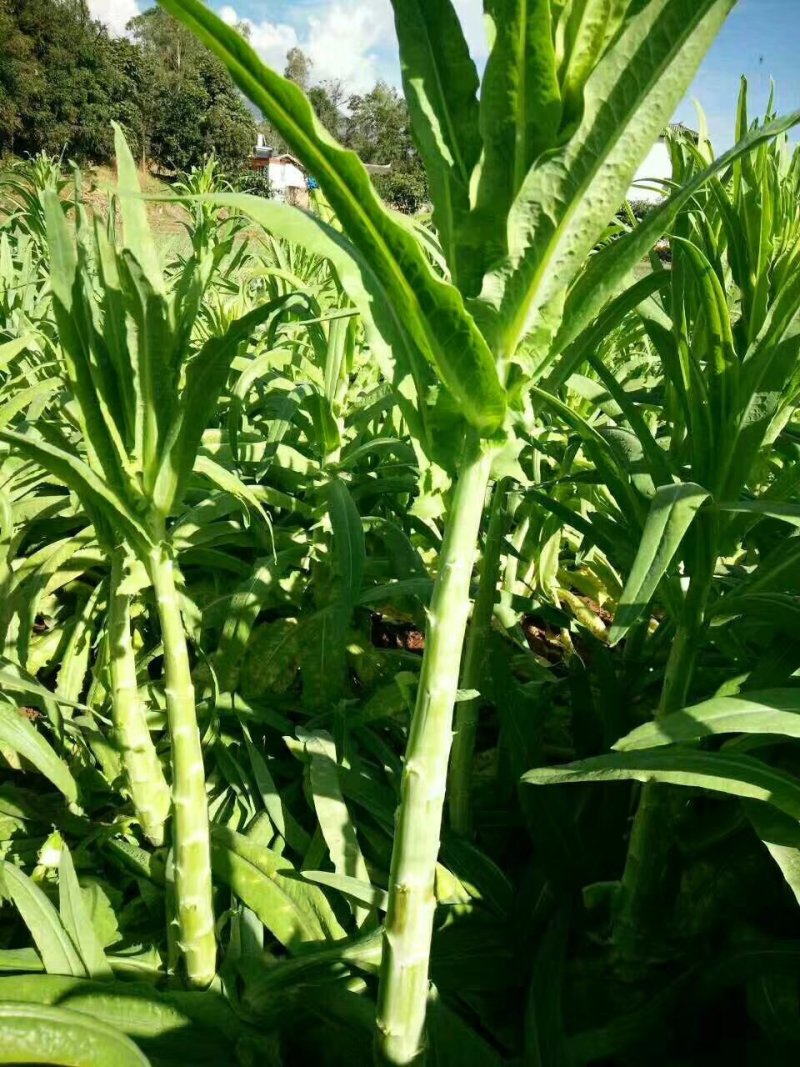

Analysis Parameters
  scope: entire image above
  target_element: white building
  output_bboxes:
[251,134,308,204]
[628,124,698,203]
[630,137,673,202]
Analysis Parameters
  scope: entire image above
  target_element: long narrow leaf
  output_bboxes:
[0,702,77,803]
[389,0,482,283]
[614,689,800,750]
[0,862,86,977]
[609,482,709,644]
[157,0,506,436]
[523,749,800,821]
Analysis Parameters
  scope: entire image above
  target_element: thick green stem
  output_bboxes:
[375,439,495,1066]
[146,544,216,989]
[108,548,170,847]
[613,531,716,961]
[448,479,508,837]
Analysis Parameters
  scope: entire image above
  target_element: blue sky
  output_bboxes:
[673,0,800,146]
[90,0,799,148]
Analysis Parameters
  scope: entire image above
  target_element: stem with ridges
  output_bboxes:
[375,436,495,1065]
[146,543,216,988]
[613,524,716,962]
[108,547,170,847]
[448,478,508,837]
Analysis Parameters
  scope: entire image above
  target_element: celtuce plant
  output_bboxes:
[3,4,800,1066]
[0,128,288,987]
[524,83,800,961]
[156,0,782,1059]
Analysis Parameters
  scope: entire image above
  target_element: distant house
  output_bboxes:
[629,123,699,203]
[250,134,392,205]
[251,134,309,206]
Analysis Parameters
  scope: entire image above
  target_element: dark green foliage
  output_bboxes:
[0,0,140,162]
[130,7,256,173]
[344,81,430,212]
[0,1,255,170]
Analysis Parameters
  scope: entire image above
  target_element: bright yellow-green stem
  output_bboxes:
[108,548,171,847]
[375,438,495,1065]
[146,544,216,988]
[448,479,508,837]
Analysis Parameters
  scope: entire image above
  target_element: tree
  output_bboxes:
[308,79,346,139]
[343,82,429,213]
[284,47,312,91]
[0,0,139,162]
[129,7,256,172]
[0,0,38,153]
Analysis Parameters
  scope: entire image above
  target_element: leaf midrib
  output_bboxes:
[162,0,494,399]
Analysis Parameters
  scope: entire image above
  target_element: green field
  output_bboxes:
[1,1,800,1065]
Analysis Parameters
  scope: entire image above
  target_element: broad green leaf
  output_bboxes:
[484,0,736,359]
[744,801,800,907]
[157,0,506,436]
[112,122,163,296]
[0,1002,151,1067]
[609,482,709,644]
[0,975,259,1063]
[116,250,176,490]
[614,689,800,751]
[0,861,86,977]
[210,825,345,949]
[298,729,372,926]
[0,702,77,803]
[523,748,800,820]
[389,0,482,283]
[58,842,113,980]
[556,0,630,121]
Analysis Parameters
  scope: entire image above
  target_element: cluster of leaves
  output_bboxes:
[2,1,800,1066]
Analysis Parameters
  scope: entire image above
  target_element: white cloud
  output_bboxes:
[218,4,299,72]
[218,1,487,95]
[91,0,487,93]
[216,1,394,94]
[87,0,141,37]
[305,2,395,92]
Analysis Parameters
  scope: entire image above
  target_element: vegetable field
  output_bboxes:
[1,0,800,1063]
